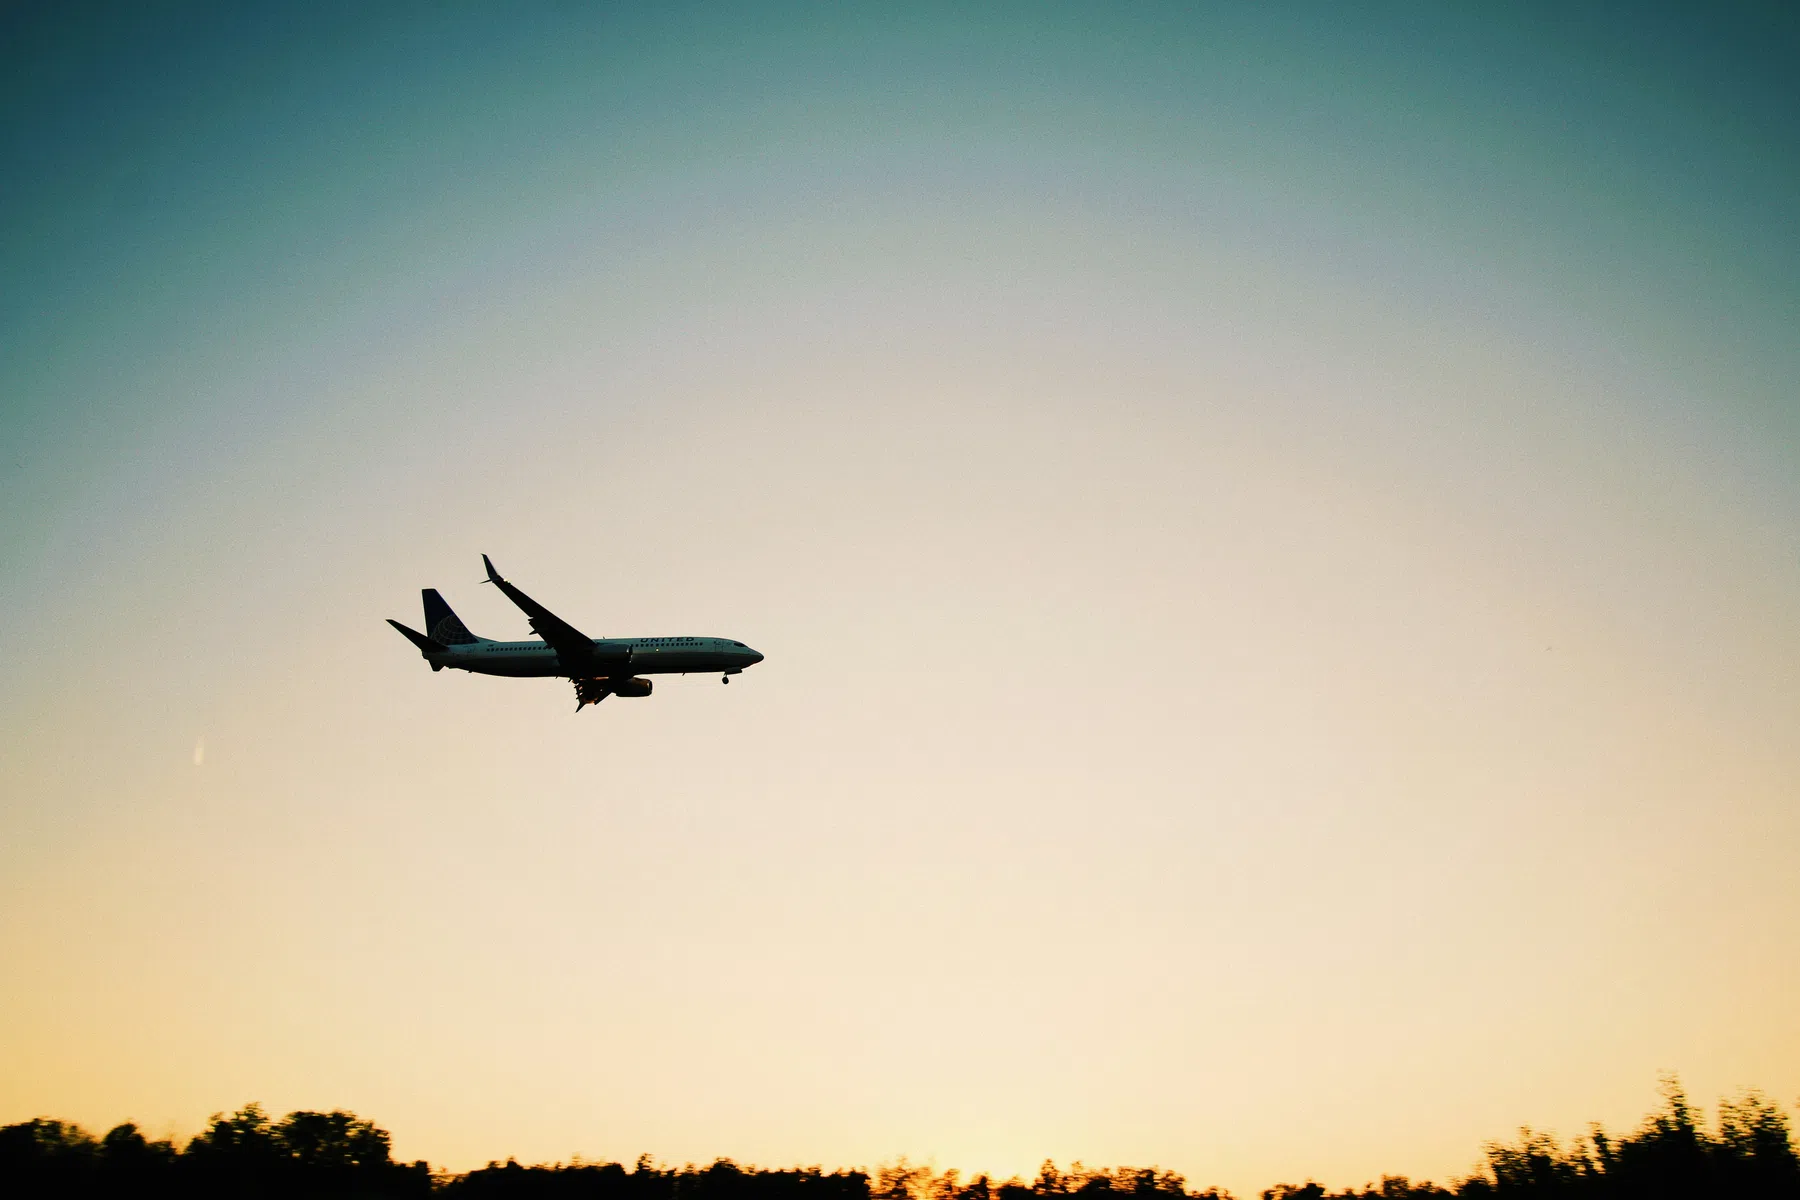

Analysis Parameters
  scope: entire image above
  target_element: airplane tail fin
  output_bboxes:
[422,588,483,644]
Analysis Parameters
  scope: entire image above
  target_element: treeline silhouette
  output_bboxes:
[3,1079,1795,1199]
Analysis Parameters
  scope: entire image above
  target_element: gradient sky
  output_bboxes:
[3,2,1798,1193]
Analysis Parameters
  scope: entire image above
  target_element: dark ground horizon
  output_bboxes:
[3,1078,1796,1199]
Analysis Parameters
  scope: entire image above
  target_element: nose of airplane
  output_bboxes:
[748,648,765,665]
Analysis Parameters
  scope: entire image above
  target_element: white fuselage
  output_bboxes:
[434,636,762,679]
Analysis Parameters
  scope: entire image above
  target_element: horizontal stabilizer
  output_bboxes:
[388,619,445,657]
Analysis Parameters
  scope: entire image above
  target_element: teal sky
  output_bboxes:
[3,3,1797,1193]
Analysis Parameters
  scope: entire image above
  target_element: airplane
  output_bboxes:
[387,555,764,710]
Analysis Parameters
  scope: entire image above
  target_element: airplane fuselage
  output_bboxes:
[431,635,761,679]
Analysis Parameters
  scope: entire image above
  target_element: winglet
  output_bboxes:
[482,554,502,584]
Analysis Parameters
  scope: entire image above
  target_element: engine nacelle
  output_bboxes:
[611,676,653,698]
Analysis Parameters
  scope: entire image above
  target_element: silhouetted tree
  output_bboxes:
[1712,1089,1800,1199]
[0,1118,100,1197]
[177,1103,429,1198]
[1452,1076,1800,1200]
[98,1122,180,1196]
[1479,1128,1587,1199]
[1607,1076,1711,1200]
[182,1101,284,1188]
[876,1158,937,1200]
[956,1172,995,1200]
[1261,1183,1325,1200]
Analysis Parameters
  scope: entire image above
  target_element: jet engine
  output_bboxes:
[572,676,648,708]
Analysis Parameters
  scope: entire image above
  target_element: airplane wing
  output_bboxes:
[482,555,629,673]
